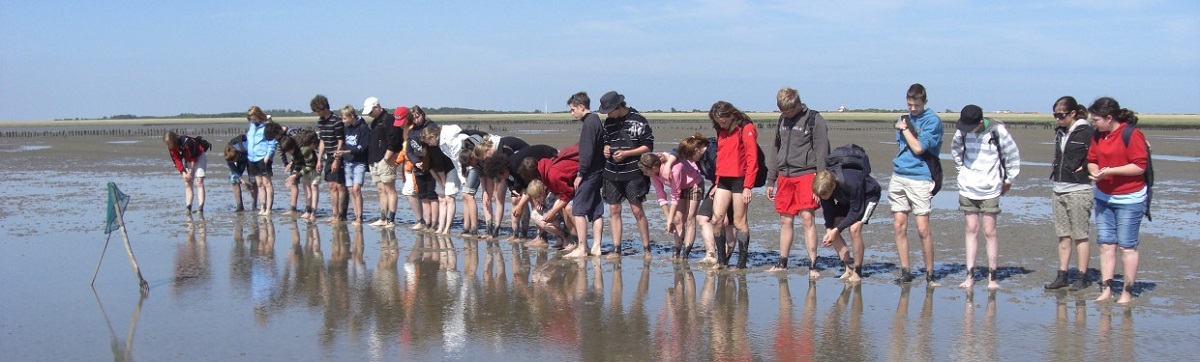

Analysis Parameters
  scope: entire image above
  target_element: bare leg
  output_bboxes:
[982,213,1000,290]
[1117,247,1138,304]
[847,222,865,282]
[915,214,938,287]
[608,204,624,258]
[232,183,244,211]
[1096,244,1116,301]
[770,214,794,272]
[961,212,979,289]
[630,202,651,251]
[800,210,819,278]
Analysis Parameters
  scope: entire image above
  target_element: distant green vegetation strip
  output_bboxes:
[6,112,1198,128]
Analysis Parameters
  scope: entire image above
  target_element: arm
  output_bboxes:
[544,198,568,222]
[950,130,964,170]
[813,114,830,172]
[651,174,668,207]
[577,118,599,175]
[740,124,759,190]
[997,126,1021,182]
[169,147,186,173]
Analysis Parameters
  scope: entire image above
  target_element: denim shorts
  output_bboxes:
[461,167,480,196]
[1095,198,1144,248]
[344,162,367,186]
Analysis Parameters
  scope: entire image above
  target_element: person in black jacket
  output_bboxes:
[564,91,608,258]
[1043,96,1095,291]
[362,97,403,228]
[812,165,881,283]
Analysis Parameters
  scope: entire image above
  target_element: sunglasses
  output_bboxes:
[1053,112,1069,119]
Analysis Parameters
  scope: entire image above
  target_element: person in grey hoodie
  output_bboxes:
[765,87,829,278]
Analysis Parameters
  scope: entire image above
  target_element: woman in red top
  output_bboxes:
[164,131,208,213]
[709,101,759,269]
[1085,97,1149,304]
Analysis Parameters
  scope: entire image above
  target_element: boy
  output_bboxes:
[565,92,607,258]
[889,83,944,286]
[765,87,829,278]
[312,94,346,223]
[223,134,258,212]
[950,104,1021,290]
[812,144,881,283]
[339,106,371,225]
[597,91,655,256]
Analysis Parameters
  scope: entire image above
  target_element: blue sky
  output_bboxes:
[1,0,1196,121]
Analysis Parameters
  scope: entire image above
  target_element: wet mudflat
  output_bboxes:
[2,121,1199,360]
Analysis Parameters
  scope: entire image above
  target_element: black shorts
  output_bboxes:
[248,160,272,177]
[602,175,650,205]
[571,172,605,221]
[416,171,438,200]
[716,176,745,193]
[696,192,732,219]
[322,158,345,183]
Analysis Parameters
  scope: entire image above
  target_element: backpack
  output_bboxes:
[958,119,1009,183]
[1094,124,1154,221]
[180,135,208,159]
[901,116,944,195]
[699,137,718,182]
[827,144,871,174]
[741,122,768,188]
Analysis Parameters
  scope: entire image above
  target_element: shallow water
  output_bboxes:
[3,125,1200,360]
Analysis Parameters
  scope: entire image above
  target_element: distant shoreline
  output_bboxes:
[2,112,1198,129]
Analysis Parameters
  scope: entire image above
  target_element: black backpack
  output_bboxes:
[746,122,767,188]
[699,137,718,182]
[957,120,1010,183]
[1094,124,1154,221]
[901,116,944,195]
[827,144,871,189]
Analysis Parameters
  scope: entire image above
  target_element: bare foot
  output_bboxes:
[606,251,622,259]
[588,248,602,257]
[767,265,787,273]
[847,273,862,283]
[1116,291,1134,304]
[564,247,588,258]
[526,237,548,248]
[987,280,1000,290]
[839,268,853,280]
[808,270,821,280]
[927,280,942,288]
[562,243,578,252]
[698,255,717,264]
[960,279,975,289]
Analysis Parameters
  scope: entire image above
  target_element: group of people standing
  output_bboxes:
[163,85,1151,303]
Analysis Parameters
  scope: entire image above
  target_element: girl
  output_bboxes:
[1086,97,1149,304]
[164,131,209,213]
[1044,96,1094,291]
[708,101,759,269]
[246,106,279,216]
[641,133,707,259]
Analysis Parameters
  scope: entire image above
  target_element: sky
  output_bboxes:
[1,0,1197,121]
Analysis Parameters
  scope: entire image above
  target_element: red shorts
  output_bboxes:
[775,174,818,216]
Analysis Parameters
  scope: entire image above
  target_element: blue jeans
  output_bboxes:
[1095,198,1144,248]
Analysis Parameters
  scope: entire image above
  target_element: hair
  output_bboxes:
[525,179,547,200]
[223,145,239,161]
[163,131,180,148]
[263,121,284,140]
[420,124,442,145]
[906,83,927,102]
[472,139,495,159]
[677,132,707,160]
[517,157,541,183]
[278,135,298,153]
[1053,96,1089,121]
[638,153,662,174]
[310,94,330,112]
[340,105,358,119]
[709,101,751,132]
[480,153,510,179]
[410,105,427,122]
[776,87,801,111]
[247,106,268,122]
[1088,97,1138,125]
[812,170,837,199]
[458,149,476,168]
[567,92,590,109]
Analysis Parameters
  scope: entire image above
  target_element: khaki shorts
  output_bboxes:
[958,195,1001,214]
[185,153,208,178]
[371,160,397,184]
[888,174,934,215]
[1053,189,1092,240]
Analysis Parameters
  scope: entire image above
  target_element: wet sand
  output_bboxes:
[1,119,1199,360]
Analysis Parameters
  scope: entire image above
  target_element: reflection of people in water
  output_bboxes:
[956,290,998,360]
[1050,293,1088,358]
[707,273,752,360]
[173,220,210,299]
[772,277,814,361]
[654,262,699,361]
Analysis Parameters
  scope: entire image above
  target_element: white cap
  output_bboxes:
[362,97,380,115]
